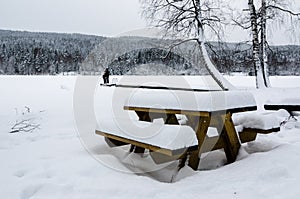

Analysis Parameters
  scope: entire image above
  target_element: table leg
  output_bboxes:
[165,114,179,125]
[222,113,241,163]
[188,115,211,170]
[135,111,151,122]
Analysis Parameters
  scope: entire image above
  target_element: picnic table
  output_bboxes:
[262,89,300,116]
[96,87,258,170]
[265,101,300,116]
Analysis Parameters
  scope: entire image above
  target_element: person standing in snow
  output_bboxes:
[102,68,110,84]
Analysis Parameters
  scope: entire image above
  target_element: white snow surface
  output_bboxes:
[1,75,300,199]
[96,119,198,150]
[233,110,289,130]
[124,89,256,112]
[115,75,222,91]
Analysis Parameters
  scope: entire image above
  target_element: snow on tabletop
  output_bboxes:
[258,87,300,105]
[266,97,300,105]
[115,75,222,91]
[124,89,256,112]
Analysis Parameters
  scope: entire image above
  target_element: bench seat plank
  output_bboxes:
[96,119,198,151]
[239,127,281,143]
[264,104,300,112]
[96,130,197,157]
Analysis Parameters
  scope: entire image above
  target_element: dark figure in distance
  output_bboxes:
[103,68,110,84]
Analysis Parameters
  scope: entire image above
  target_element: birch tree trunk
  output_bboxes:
[248,0,266,88]
[195,0,235,90]
[260,0,271,87]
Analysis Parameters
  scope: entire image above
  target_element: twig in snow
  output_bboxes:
[9,118,40,133]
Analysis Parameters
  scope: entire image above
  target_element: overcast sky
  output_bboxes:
[0,0,299,45]
[0,0,146,36]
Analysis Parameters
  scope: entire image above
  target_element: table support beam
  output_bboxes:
[188,115,211,170]
[222,113,241,163]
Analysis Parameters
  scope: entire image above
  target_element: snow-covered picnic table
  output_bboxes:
[96,88,259,170]
[265,98,300,115]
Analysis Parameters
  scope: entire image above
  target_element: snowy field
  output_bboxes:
[1,75,300,199]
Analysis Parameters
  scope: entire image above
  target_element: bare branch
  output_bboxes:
[10,118,40,133]
[232,19,252,29]
[267,5,300,16]
[160,38,198,59]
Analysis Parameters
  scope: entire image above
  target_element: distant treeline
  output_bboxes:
[0,29,299,75]
[0,30,104,75]
[208,42,300,75]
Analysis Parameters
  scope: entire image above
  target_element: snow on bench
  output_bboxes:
[96,118,198,155]
[233,110,289,143]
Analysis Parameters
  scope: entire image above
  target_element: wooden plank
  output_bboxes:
[239,127,280,143]
[200,136,226,153]
[125,106,257,116]
[244,127,280,134]
[264,104,300,112]
[124,106,211,117]
[264,105,300,116]
[116,84,223,92]
[104,137,128,147]
[228,106,257,113]
[96,130,195,157]
[188,115,211,170]
[96,130,172,156]
[222,113,241,163]
[150,151,185,164]
[239,130,257,143]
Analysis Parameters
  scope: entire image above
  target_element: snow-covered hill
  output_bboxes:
[1,29,299,76]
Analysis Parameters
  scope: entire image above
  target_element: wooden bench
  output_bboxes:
[234,111,283,143]
[96,121,199,165]
[238,127,280,143]
[263,96,300,116]
[264,104,300,116]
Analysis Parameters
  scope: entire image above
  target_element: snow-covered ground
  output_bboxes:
[1,75,300,199]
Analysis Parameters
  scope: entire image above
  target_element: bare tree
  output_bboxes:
[141,0,235,90]
[233,0,300,88]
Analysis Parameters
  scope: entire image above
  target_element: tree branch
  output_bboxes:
[267,5,300,16]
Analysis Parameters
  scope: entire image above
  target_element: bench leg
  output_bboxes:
[165,114,179,125]
[239,129,257,143]
[129,145,135,153]
[129,145,145,155]
[135,111,152,122]
[178,154,188,170]
[134,146,145,154]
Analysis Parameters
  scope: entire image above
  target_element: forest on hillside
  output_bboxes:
[0,30,104,75]
[0,29,299,75]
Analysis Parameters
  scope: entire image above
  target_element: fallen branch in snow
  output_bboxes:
[9,106,42,133]
[10,118,40,133]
